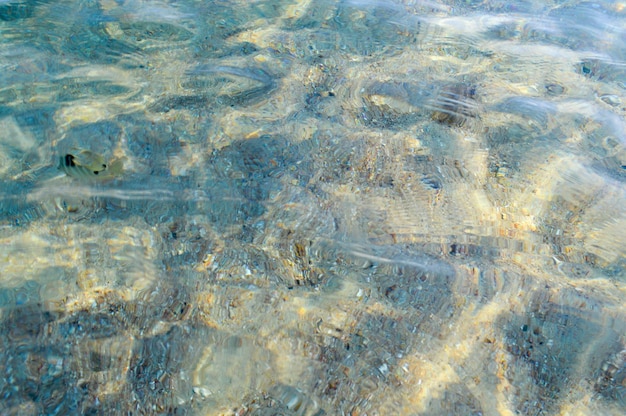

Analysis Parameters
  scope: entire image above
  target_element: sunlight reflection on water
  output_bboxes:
[0,0,625,414]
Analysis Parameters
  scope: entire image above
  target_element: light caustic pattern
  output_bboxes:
[0,0,625,415]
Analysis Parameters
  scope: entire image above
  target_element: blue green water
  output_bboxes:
[1,1,625,414]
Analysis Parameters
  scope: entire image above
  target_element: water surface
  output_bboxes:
[1,0,625,415]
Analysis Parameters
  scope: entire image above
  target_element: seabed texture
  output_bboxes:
[0,1,625,415]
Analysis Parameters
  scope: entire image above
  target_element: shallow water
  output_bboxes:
[1,0,625,415]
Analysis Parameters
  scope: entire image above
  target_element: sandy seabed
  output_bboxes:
[0,0,625,414]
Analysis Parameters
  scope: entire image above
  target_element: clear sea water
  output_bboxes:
[1,0,625,415]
